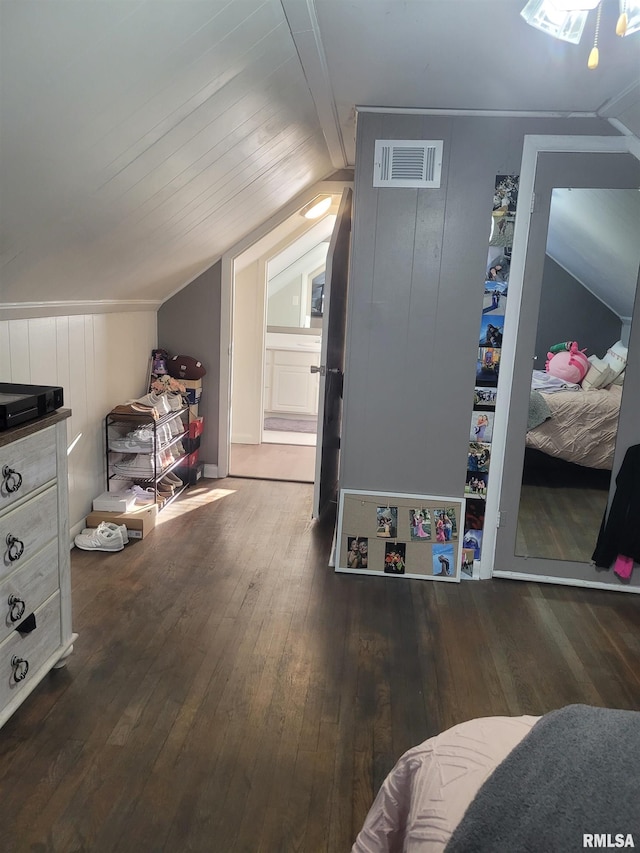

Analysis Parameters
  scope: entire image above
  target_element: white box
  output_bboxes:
[92,490,137,513]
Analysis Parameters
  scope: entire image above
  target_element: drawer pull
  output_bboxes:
[6,534,25,562]
[8,594,26,623]
[11,655,29,682]
[2,466,23,494]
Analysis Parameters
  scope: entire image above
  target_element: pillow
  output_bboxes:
[582,356,616,391]
[602,340,627,378]
[167,355,206,380]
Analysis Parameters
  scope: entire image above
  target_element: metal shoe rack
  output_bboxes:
[105,404,190,510]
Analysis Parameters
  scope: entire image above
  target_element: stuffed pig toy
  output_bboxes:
[545,341,589,384]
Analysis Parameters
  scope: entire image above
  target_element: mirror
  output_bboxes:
[515,187,640,562]
[266,215,335,331]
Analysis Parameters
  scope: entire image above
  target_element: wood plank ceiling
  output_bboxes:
[1,0,638,309]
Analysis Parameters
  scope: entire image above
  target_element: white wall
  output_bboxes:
[231,260,266,444]
[0,312,157,536]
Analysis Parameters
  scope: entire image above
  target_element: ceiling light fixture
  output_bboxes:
[520,0,640,68]
[300,195,332,219]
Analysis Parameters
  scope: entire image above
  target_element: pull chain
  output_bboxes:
[588,1,602,70]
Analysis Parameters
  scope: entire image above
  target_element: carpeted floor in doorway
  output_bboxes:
[264,417,317,434]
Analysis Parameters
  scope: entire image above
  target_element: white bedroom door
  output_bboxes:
[493,147,640,589]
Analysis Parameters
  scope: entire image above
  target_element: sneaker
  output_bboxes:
[75,524,125,552]
[167,415,184,436]
[131,485,156,505]
[113,454,160,477]
[163,471,184,487]
[109,429,154,453]
[167,392,185,412]
[135,392,171,416]
[80,521,129,545]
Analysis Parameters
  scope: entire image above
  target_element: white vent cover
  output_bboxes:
[373,139,443,188]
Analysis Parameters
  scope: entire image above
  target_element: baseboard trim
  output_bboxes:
[203,464,219,479]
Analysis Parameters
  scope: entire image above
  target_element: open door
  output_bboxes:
[312,188,352,518]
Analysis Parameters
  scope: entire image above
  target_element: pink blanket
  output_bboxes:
[352,715,539,853]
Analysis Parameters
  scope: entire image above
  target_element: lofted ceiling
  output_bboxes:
[1,0,639,311]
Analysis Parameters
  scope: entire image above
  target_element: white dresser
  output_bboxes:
[0,410,76,728]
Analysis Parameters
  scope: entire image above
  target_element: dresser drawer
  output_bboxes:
[0,426,57,512]
[0,486,58,581]
[0,591,61,712]
[0,541,59,645]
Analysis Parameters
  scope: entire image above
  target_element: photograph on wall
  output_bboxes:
[468,442,491,473]
[376,506,398,538]
[482,285,506,316]
[410,508,432,541]
[470,411,494,443]
[474,386,497,408]
[346,536,369,570]
[463,529,483,560]
[493,174,519,215]
[476,347,501,385]
[433,543,454,577]
[384,542,406,574]
[465,470,488,497]
[479,314,504,348]
[486,249,511,285]
[461,548,475,578]
[465,498,486,531]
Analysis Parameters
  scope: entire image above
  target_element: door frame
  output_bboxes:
[481,133,640,585]
[218,177,353,478]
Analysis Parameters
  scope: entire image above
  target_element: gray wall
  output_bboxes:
[158,261,221,466]
[340,113,617,498]
[534,256,621,364]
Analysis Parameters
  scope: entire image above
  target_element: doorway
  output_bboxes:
[228,199,339,483]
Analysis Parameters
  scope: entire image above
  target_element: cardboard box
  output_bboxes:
[92,490,137,513]
[187,449,199,468]
[187,462,204,485]
[85,505,158,540]
[184,435,201,453]
[182,379,202,405]
[188,416,204,439]
[189,404,199,419]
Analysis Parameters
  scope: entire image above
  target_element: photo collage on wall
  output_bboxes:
[337,491,464,582]
[465,174,519,577]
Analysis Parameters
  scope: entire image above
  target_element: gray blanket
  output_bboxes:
[527,389,552,430]
[446,704,640,852]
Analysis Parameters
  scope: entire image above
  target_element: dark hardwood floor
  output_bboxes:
[1,477,639,852]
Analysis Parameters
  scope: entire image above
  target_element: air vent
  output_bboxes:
[373,140,443,188]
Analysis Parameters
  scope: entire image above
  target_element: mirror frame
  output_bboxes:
[481,134,640,583]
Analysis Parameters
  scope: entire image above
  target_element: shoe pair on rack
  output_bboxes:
[157,471,184,498]
[75,522,128,552]
[113,453,163,478]
[130,485,156,506]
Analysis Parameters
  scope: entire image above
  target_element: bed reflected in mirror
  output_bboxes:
[515,187,640,562]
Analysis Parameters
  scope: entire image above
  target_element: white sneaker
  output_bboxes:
[109,429,154,453]
[167,415,183,436]
[113,454,160,477]
[135,392,171,415]
[167,392,185,412]
[80,521,129,545]
[75,524,125,552]
[131,485,156,505]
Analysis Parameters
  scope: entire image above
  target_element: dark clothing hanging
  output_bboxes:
[592,443,640,569]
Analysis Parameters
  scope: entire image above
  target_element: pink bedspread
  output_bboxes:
[526,385,621,469]
[352,715,539,853]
